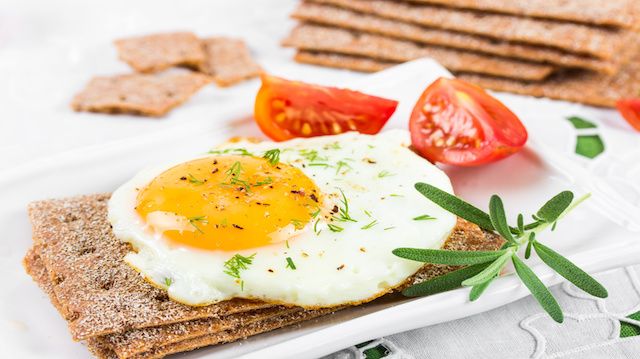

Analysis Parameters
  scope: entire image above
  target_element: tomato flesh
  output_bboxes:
[409,78,528,166]
[254,74,398,141]
[616,99,640,131]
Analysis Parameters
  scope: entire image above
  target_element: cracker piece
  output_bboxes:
[28,194,273,340]
[295,51,392,72]
[71,72,212,117]
[284,25,555,81]
[126,308,336,359]
[198,37,261,87]
[292,3,621,74]
[406,0,640,29]
[114,32,206,73]
[308,0,630,59]
[458,57,640,108]
[103,307,297,358]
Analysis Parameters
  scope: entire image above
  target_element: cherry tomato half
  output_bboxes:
[409,77,528,166]
[615,99,640,131]
[254,74,398,141]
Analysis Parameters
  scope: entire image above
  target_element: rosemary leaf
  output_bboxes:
[414,183,494,231]
[402,262,490,297]
[533,241,607,298]
[488,195,516,245]
[393,248,508,266]
[469,276,495,301]
[512,255,564,323]
[461,250,511,287]
[536,191,574,224]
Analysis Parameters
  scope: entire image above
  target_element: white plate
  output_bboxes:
[1,60,639,359]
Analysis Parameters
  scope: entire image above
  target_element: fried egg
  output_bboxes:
[108,130,456,307]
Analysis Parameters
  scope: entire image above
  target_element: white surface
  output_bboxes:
[2,1,640,358]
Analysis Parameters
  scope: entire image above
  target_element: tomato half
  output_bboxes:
[409,77,528,166]
[254,74,398,141]
[615,99,640,131]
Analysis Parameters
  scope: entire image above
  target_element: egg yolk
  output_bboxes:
[136,155,321,251]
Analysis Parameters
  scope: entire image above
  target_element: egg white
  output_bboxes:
[108,130,457,307]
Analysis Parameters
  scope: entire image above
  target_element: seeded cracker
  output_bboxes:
[114,32,206,73]
[291,3,623,74]
[27,194,271,340]
[407,0,640,29]
[199,37,261,87]
[24,194,501,358]
[308,0,631,60]
[71,72,212,117]
[296,51,393,72]
[284,24,555,81]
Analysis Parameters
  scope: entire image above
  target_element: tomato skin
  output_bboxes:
[409,77,528,166]
[616,99,640,132]
[254,74,398,141]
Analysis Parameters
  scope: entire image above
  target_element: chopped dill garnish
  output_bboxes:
[285,240,290,249]
[291,219,305,230]
[314,218,321,235]
[222,161,251,191]
[328,223,344,232]
[363,209,372,217]
[413,214,436,221]
[334,188,357,222]
[378,170,395,178]
[223,253,256,280]
[389,193,403,197]
[164,277,173,287]
[383,226,395,231]
[335,160,353,175]
[285,257,297,270]
[263,149,281,166]
[361,220,378,230]
[208,148,253,156]
[310,207,321,218]
[188,215,208,233]
[324,142,341,150]
[308,163,332,168]
[299,149,327,163]
[252,177,273,187]
[188,173,205,185]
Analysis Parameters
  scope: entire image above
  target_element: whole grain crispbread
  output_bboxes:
[198,37,261,87]
[291,3,622,74]
[25,194,502,358]
[296,51,393,72]
[71,72,212,117]
[28,194,272,341]
[114,32,206,73]
[308,0,631,59]
[406,0,640,29]
[284,24,555,81]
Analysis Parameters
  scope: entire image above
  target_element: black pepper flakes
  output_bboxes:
[232,224,244,230]
[337,264,345,270]
[180,176,187,181]
[310,194,319,203]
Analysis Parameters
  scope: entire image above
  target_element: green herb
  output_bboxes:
[188,215,208,234]
[413,214,436,221]
[334,188,357,222]
[324,142,341,150]
[208,148,253,156]
[308,163,332,168]
[299,149,328,163]
[285,240,290,249]
[378,170,395,178]
[263,149,281,166]
[327,223,344,232]
[395,183,606,323]
[221,161,251,191]
[187,173,205,185]
[310,208,321,218]
[361,220,378,230]
[164,277,173,287]
[252,177,273,187]
[389,193,403,197]
[383,226,395,231]
[290,219,304,230]
[285,257,297,270]
[313,218,321,235]
[335,160,352,175]
[223,253,256,280]
[364,209,373,217]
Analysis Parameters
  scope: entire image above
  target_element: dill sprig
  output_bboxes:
[285,257,297,270]
[188,173,205,185]
[263,149,281,166]
[327,223,344,232]
[221,161,251,191]
[188,215,208,234]
[223,253,256,290]
[333,188,357,223]
[394,183,606,323]
[378,170,395,178]
[413,214,436,221]
[208,148,253,156]
[361,220,378,230]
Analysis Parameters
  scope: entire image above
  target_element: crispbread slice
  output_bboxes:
[114,32,206,73]
[28,194,273,340]
[407,0,640,29]
[198,37,261,87]
[293,50,640,108]
[284,25,555,81]
[291,3,621,74]
[296,51,392,72]
[309,0,630,59]
[71,72,212,117]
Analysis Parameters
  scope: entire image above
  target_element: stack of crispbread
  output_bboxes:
[23,194,502,358]
[283,0,640,107]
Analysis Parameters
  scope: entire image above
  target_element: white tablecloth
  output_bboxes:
[2,1,639,358]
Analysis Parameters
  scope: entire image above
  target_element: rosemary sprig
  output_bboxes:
[394,183,606,323]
